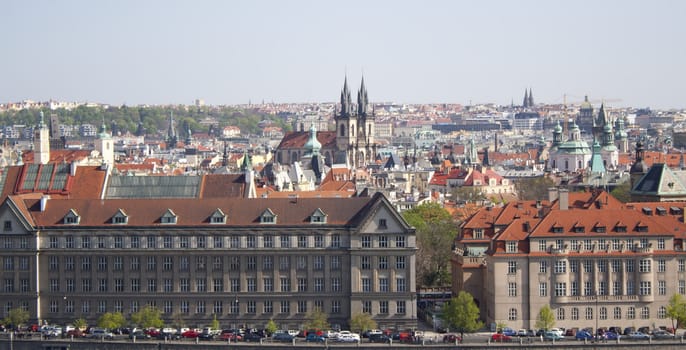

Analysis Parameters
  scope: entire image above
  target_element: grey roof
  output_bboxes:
[106,175,201,199]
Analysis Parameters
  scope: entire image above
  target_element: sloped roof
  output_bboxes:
[276,131,337,150]
[105,176,201,198]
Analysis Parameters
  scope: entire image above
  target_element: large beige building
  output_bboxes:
[454,188,686,332]
[0,163,417,330]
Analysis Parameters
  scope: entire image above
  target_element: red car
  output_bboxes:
[181,329,200,338]
[219,330,242,341]
[491,333,512,342]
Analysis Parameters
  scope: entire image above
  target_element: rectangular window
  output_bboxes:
[65,236,74,248]
[395,236,406,247]
[263,300,273,313]
[313,256,324,270]
[163,236,172,248]
[538,240,547,252]
[396,277,406,292]
[298,235,307,248]
[571,281,578,296]
[570,239,579,250]
[363,301,372,314]
[361,278,371,292]
[81,236,90,249]
[280,235,290,248]
[584,281,593,296]
[179,257,189,271]
[197,301,206,314]
[584,260,593,273]
[212,236,223,248]
[297,256,307,270]
[378,219,387,229]
[50,279,59,292]
[280,278,290,292]
[332,300,341,314]
[197,236,206,248]
[379,256,388,269]
[379,278,388,292]
[246,236,256,248]
[539,261,548,273]
[361,236,371,248]
[570,260,578,273]
[599,281,607,295]
[65,256,74,270]
[613,281,621,295]
[130,279,139,292]
[229,257,240,270]
[361,256,371,269]
[379,301,388,314]
[396,300,406,314]
[679,260,685,272]
[612,239,621,250]
[314,235,323,248]
[680,280,685,294]
[598,260,607,272]
[508,282,517,297]
[658,259,666,272]
[263,278,273,292]
[213,278,223,292]
[179,236,189,248]
[298,278,308,292]
[659,280,666,295]
[314,278,324,292]
[20,279,29,293]
[147,279,156,292]
[280,301,290,314]
[627,260,634,272]
[331,234,341,248]
[81,257,91,271]
[263,235,273,248]
[196,256,206,270]
[554,260,566,274]
[555,282,566,296]
[331,278,341,292]
[539,282,548,297]
[48,256,58,271]
[640,281,651,295]
[130,236,139,248]
[507,241,517,253]
[263,256,273,270]
[147,256,156,271]
[611,259,621,272]
[639,259,651,273]
[245,256,256,270]
[584,239,592,251]
[247,300,256,314]
[627,280,635,295]
[180,279,189,292]
[130,257,140,270]
[508,261,517,274]
[163,256,173,271]
[396,256,406,269]
[98,256,107,271]
[279,256,290,270]
[146,236,156,249]
[379,235,388,248]
[196,278,207,292]
[298,300,307,313]
[331,256,340,270]
[164,279,172,292]
[49,236,59,248]
[247,278,256,292]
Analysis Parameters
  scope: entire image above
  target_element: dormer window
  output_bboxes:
[210,209,227,224]
[615,224,627,233]
[594,225,606,233]
[160,209,177,224]
[573,226,585,233]
[635,223,649,232]
[260,208,277,224]
[506,241,517,253]
[111,209,128,225]
[551,224,564,233]
[378,219,387,229]
[63,209,80,225]
[310,208,327,224]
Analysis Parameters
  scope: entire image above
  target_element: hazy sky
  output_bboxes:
[2,0,685,109]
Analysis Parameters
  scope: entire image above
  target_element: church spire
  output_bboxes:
[522,89,529,108]
[357,76,368,116]
[340,76,352,117]
[528,88,534,107]
[166,111,177,147]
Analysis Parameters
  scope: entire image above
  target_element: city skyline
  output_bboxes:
[2,0,685,109]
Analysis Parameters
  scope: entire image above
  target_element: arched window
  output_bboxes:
[613,307,621,319]
[640,307,649,319]
[599,307,607,320]
[556,308,565,320]
[508,308,518,321]
[571,307,579,320]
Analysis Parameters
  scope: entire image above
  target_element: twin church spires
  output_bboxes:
[335,76,376,168]
[522,88,534,108]
[339,76,369,118]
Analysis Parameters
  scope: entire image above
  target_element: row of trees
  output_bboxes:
[0,105,291,138]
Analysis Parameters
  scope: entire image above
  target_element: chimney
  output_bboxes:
[536,200,542,209]
[548,187,559,202]
[559,188,569,210]
[70,162,78,176]
[40,195,50,212]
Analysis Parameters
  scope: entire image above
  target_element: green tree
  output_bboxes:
[209,314,220,330]
[534,305,555,331]
[666,294,686,332]
[130,306,164,329]
[403,202,457,287]
[1,308,29,330]
[452,186,487,204]
[97,312,126,330]
[610,180,632,203]
[73,318,88,330]
[514,176,555,201]
[349,313,377,333]
[441,291,484,338]
[303,309,330,331]
[265,319,278,336]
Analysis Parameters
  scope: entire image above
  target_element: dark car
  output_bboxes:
[198,332,215,341]
[273,333,295,342]
[652,330,675,339]
[605,331,620,340]
[129,330,151,340]
[306,333,326,342]
[442,334,462,343]
[243,332,263,342]
[369,333,391,343]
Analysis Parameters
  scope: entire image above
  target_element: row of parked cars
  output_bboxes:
[493,326,676,342]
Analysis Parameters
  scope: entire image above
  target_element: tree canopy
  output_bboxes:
[97,312,126,330]
[265,319,278,336]
[403,202,458,287]
[1,308,29,329]
[667,293,686,331]
[130,306,164,329]
[534,305,555,331]
[349,313,377,333]
[441,291,484,336]
[303,309,330,331]
[514,176,555,201]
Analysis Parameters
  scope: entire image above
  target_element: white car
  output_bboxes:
[89,328,114,339]
[337,331,361,342]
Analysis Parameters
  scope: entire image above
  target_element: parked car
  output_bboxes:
[517,329,528,337]
[129,330,151,340]
[442,334,462,343]
[628,331,650,340]
[501,327,517,336]
[89,328,114,340]
[65,329,86,338]
[623,327,635,335]
[491,333,512,342]
[652,330,675,339]
[243,332,264,342]
[605,331,620,340]
[306,333,326,342]
[549,328,564,337]
[369,333,391,343]
[181,329,200,338]
[272,333,295,342]
[219,329,242,341]
[544,331,564,341]
[575,330,594,340]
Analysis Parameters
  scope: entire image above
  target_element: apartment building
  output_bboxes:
[454,188,686,331]
[0,163,417,330]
